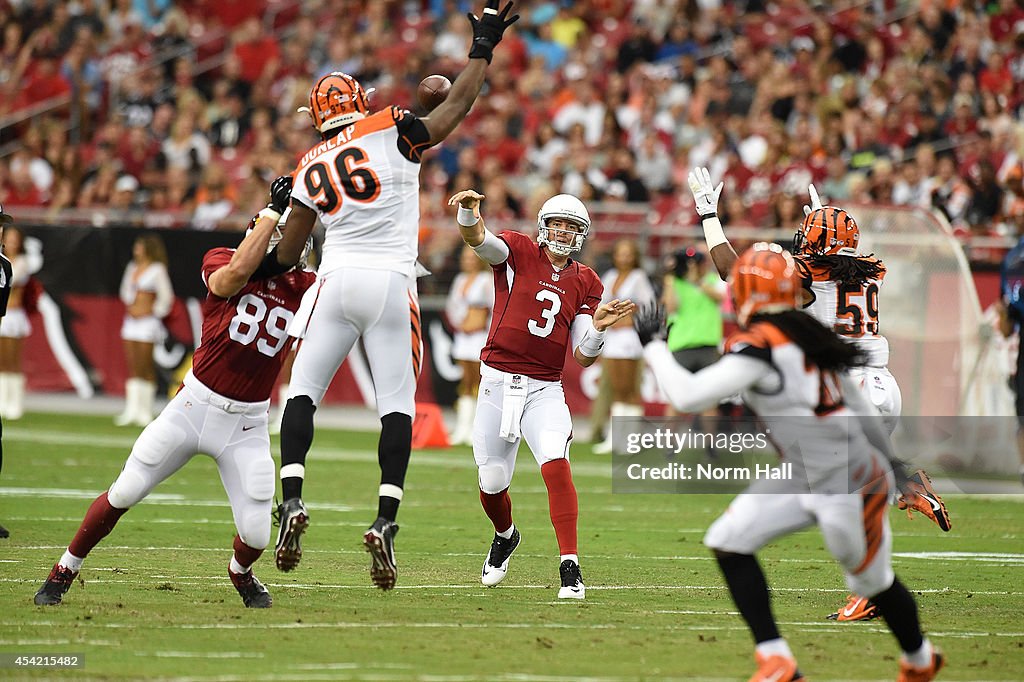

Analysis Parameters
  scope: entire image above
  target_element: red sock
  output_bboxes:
[68,492,128,558]
[479,488,513,533]
[540,459,578,556]
[233,535,263,570]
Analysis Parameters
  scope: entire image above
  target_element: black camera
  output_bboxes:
[667,246,705,279]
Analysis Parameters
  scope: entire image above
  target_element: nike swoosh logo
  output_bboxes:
[242,425,258,431]
[920,493,941,512]
[843,598,865,617]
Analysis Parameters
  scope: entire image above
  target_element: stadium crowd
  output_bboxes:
[0,0,1022,278]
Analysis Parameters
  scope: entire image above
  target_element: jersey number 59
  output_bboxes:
[228,293,293,357]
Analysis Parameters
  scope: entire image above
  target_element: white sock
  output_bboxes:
[755,638,793,660]
[903,639,933,668]
[59,550,84,572]
[496,524,514,539]
[560,553,579,565]
[229,556,250,575]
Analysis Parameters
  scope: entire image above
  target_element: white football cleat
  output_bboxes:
[481,528,520,586]
[557,559,585,599]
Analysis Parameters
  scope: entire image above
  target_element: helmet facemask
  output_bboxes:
[538,218,588,257]
[536,194,591,258]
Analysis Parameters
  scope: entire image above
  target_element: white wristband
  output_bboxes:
[258,207,282,223]
[578,326,606,358]
[701,215,727,250]
[457,206,480,227]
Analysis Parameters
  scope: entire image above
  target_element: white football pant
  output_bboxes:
[107,373,275,550]
[473,364,573,494]
[287,268,418,418]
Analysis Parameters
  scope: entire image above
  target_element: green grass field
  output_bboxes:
[1,411,1022,681]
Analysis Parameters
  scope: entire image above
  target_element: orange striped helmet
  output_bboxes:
[793,206,860,256]
[730,242,800,326]
[298,72,370,133]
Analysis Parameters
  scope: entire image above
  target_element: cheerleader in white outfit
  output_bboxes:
[115,234,174,427]
[593,240,655,453]
[0,226,38,420]
[445,245,494,445]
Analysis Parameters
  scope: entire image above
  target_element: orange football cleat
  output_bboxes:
[897,649,945,682]
[897,470,952,532]
[749,653,804,682]
[827,594,880,621]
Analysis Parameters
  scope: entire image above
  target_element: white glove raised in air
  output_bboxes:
[802,184,823,217]
[688,167,724,220]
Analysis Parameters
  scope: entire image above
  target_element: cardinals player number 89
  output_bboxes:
[227,294,295,358]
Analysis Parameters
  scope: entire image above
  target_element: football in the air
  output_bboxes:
[417,74,451,111]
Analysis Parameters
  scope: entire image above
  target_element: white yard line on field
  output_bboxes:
[3,577,1022,597]
[7,618,1021,643]
[0,428,661,480]
[19,544,1022,566]
[146,651,266,659]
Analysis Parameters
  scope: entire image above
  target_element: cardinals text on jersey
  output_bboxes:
[482,231,603,381]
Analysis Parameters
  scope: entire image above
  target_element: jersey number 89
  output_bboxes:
[228,293,293,357]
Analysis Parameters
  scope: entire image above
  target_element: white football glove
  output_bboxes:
[688,167,724,219]
[802,184,823,217]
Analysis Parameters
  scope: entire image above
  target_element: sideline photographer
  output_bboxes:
[661,247,725,373]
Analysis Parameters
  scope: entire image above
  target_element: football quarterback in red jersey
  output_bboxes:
[447,188,634,599]
[34,177,316,609]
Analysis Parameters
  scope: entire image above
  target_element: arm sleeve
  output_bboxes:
[473,229,511,265]
[571,314,594,351]
[393,107,432,162]
[643,341,773,412]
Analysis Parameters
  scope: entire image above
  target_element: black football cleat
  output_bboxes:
[481,528,521,586]
[34,564,78,606]
[557,559,585,599]
[274,498,309,572]
[230,570,272,608]
[0,523,9,538]
[363,517,399,590]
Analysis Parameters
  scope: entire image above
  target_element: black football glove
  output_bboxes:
[268,175,293,215]
[633,303,667,347]
[467,0,519,63]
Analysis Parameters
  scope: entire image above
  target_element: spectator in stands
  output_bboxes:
[592,239,655,454]
[115,234,173,428]
[191,165,236,231]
